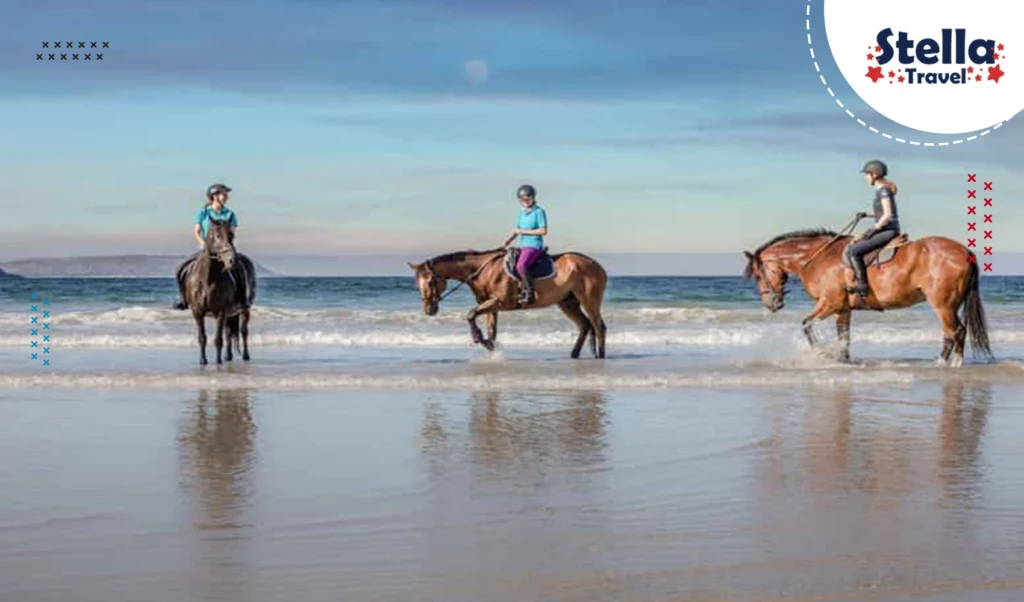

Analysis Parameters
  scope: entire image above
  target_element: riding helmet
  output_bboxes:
[206,183,232,198]
[517,184,536,199]
[860,160,888,177]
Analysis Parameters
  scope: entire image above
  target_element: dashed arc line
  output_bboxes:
[805,0,1007,146]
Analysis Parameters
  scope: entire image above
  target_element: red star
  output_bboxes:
[968,66,974,73]
[897,74,905,83]
[867,53,874,60]
[875,45,882,53]
[993,52,1000,60]
[998,43,1004,51]
[888,70,895,78]
[976,74,982,82]
[988,64,1005,83]
[866,65,884,83]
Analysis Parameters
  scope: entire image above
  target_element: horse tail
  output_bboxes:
[963,258,993,360]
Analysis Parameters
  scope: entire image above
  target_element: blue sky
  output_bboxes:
[1,0,1021,261]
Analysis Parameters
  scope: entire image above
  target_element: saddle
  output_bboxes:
[504,247,557,281]
[841,233,910,269]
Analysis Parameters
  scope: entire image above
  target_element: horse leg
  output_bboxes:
[224,315,235,362]
[214,314,225,365]
[802,300,839,350]
[193,311,208,365]
[557,297,591,359]
[466,299,501,352]
[484,313,499,347]
[578,297,606,359]
[835,311,852,362]
[933,304,960,366]
[241,309,251,361]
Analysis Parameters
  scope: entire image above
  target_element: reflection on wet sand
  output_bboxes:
[750,380,999,601]
[178,388,258,602]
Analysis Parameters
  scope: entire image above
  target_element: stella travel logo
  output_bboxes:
[865,29,1005,86]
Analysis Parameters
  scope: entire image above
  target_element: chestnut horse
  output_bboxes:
[409,248,608,358]
[742,228,992,365]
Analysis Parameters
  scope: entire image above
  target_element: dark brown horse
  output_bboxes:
[742,228,992,366]
[178,220,252,365]
[409,247,608,358]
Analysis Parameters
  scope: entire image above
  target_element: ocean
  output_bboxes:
[4,276,1024,601]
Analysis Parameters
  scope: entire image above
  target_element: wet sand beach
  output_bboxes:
[3,377,1024,602]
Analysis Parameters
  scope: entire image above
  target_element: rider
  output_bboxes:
[172,183,251,311]
[510,184,548,305]
[845,160,901,298]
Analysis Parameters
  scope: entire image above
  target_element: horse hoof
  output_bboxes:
[483,341,495,352]
[243,354,250,361]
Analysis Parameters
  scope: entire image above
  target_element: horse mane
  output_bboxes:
[427,248,504,266]
[743,228,838,280]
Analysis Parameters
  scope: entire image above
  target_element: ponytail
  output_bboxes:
[880,179,898,195]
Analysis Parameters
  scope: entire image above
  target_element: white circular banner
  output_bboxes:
[823,0,1023,134]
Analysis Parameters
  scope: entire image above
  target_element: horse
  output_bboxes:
[742,226,992,366]
[177,220,253,365]
[408,246,609,358]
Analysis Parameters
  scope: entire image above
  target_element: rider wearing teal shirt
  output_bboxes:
[173,183,253,311]
[197,204,238,242]
[517,203,547,249]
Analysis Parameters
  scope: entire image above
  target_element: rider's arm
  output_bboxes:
[193,224,204,247]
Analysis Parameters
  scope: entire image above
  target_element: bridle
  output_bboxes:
[750,254,788,303]
[423,250,507,305]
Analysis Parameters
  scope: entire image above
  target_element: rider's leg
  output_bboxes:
[516,247,542,304]
[845,230,897,295]
[172,252,200,310]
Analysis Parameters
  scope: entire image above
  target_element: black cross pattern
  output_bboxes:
[42,42,49,48]
[48,54,55,60]
[78,41,85,48]
[60,54,67,60]
[37,54,43,60]
[73,54,79,60]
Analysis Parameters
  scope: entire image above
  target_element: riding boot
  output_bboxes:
[846,255,870,298]
[518,273,535,306]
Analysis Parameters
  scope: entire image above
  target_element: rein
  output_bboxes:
[435,250,507,303]
[799,214,866,270]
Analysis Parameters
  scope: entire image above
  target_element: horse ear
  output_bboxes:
[743,251,753,259]
[408,262,420,271]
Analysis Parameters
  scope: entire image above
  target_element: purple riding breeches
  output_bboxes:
[516,247,543,278]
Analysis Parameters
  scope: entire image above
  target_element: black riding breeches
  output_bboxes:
[847,229,899,267]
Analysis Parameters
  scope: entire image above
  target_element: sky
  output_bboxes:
[1,0,1021,269]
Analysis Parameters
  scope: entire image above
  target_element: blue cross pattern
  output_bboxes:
[30,294,51,367]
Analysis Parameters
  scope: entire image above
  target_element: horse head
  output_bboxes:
[408,261,448,316]
[743,249,788,313]
[205,220,237,271]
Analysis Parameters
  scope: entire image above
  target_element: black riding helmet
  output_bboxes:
[207,183,232,198]
[860,160,888,178]
[517,184,536,199]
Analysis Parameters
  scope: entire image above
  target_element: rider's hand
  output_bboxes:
[856,212,870,220]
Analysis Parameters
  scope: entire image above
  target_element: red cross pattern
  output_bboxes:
[969,174,992,274]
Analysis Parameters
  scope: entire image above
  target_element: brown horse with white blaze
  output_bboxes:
[742,228,992,366]
[409,248,608,358]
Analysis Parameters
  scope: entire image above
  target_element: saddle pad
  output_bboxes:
[503,248,557,281]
